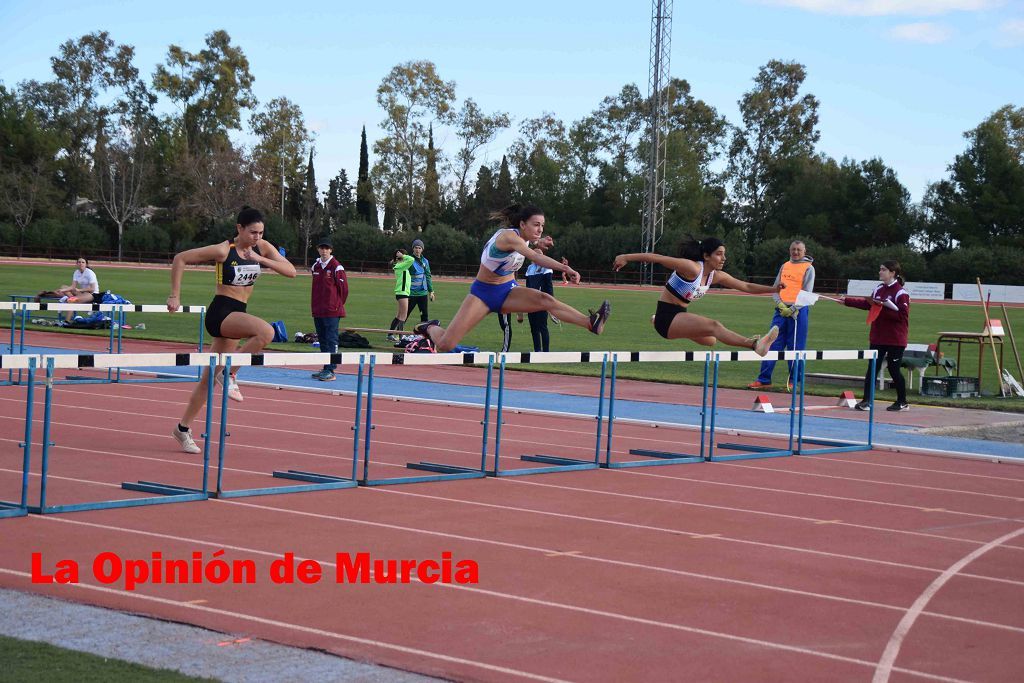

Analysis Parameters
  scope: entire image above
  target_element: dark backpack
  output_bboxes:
[338,330,371,348]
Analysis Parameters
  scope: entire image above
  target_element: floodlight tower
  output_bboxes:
[641,0,673,285]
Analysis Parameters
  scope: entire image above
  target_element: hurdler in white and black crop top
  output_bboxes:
[216,242,262,287]
[664,262,714,304]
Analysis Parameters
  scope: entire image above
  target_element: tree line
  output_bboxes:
[1,29,1022,283]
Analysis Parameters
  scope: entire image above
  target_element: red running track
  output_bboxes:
[1,340,1023,681]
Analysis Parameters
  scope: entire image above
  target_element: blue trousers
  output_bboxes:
[313,316,340,371]
[756,306,810,384]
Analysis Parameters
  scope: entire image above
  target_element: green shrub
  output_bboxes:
[122,223,171,256]
[927,246,1024,285]
[24,218,110,254]
[840,245,927,281]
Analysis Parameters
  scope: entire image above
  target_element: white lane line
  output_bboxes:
[2,464,1023,593]
[0,520,969,683]
[619,467,1019,523]
[721,461,1024,501]
[495,478,1024,558]
[0,568,569,683]
[873,526,1024,683]
[371,486,1024,590]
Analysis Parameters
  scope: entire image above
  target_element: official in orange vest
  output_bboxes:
[748,241,815,389]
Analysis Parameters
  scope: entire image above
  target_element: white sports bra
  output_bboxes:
[480,228,525,276]
[665,261,713,304]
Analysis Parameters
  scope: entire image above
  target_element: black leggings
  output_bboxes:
[865,344,907,404]
[409,294,429,322]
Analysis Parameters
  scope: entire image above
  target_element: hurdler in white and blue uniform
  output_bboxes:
[415,203,611,353]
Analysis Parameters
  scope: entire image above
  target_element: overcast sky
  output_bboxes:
[2,0,1021,203]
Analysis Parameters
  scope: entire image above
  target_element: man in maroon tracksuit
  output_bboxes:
[310,237,349,381]
[840,260,910,411]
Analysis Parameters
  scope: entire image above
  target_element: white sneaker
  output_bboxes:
[754,325,780,357]
[172,426,201,454]
[216,372,244,402]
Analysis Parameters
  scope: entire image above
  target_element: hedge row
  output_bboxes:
[3,221,1022,285]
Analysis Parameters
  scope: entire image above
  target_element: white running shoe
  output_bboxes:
[172,426,201,454]
[216,372,244,402]
[754,325,780,357]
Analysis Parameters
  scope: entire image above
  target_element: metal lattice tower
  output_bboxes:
[640,0,673,285]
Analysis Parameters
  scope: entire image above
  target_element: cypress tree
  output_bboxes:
[423,123,440,227]
[299,148,320,265]
[325,169,354,229]
[382,188,395,231]
[356,125,379,226]
[496,155,513,207]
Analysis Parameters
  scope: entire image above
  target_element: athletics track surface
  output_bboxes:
[1,330,1023,682]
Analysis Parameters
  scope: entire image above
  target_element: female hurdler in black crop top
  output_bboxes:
[216,242,263,287]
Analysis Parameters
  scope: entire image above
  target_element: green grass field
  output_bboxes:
[2,262,1022,411]
[0,634,213,682]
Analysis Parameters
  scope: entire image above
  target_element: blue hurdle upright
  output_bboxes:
[609,354,711,467]
[0,357,35,518]
[363,353,488,486]
[24,354,213,514]
[493,354,611,476]
[204,356,361,498]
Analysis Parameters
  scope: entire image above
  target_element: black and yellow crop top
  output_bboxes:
[216,241,262,287]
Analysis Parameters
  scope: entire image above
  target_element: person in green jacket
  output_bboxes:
[388,248,415,340]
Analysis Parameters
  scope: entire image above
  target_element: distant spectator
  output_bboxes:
[310,237,348,382]
[748,240,815,391]
[497,311,514,352]
[522,235,557,352]
[54,257,100,322]
[388,248,414,341]
[840,260,910,412]
[408,239,435,322]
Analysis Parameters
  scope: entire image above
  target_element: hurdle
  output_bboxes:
[1,348,880,514]
[715,350,877,460]
[793,352,877,455]
[492,353,609,477]
[1,301,207,386]
[201,356,358,499]
[611,354,712,467]
[0,357,36,519]
[0,352,217,514]
[354,353,489,485]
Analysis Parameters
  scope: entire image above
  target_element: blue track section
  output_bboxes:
[12,343,1023,460]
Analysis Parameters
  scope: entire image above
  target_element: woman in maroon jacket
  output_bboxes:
[840,260,910,411]
[310,237,349,381]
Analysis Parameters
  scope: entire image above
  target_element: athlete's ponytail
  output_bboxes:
[489,204,544,227]
[677,236,724,262]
